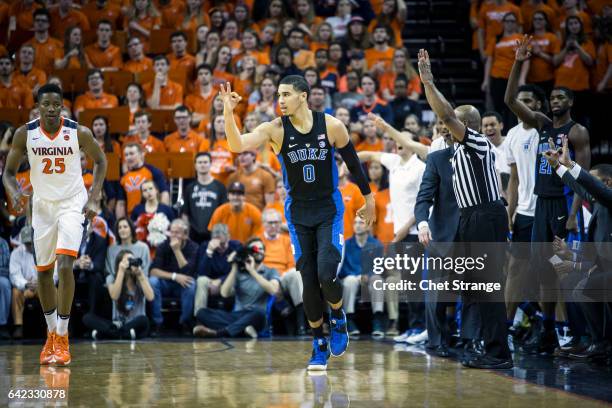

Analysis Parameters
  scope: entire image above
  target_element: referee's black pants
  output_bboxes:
[458,200,511,360]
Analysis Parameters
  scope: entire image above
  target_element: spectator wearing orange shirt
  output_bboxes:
[54,26,89,70]
[520,0,557,33]
[168,31,196,81]
[25,9,64,73]
[116,143,170,218]
[367,0,407,46]
[124,0,162,51]
[178,0,211,39]
[227,151,276,210]
[144,55,184,109]
[201,115,237,185]
[555,0,592,37]
[124,36,153,74]
[482,12,525,128]
[157,0,186,29]
[208,182,263,243]
[221,19,242,56]
[259,208,306,335]
[85,20,123,70]
[287,28,316,70]
[527,11,561,96]
[367,160,394,242]
[15,45,47,97]
[247,78,281,123]
[337,161,365,240]
[294,0,324,36]
[73,68,119,118]
[350,73,394,124]
[356,119,384,152]
[232,28,271,69]
[211,45,236,89]
[164,106,203,153]
[123,82,147,132]
[122,110,166,154]
[91,115,121,155]
[379,48,421,103]
[553,15,595,125]
[50,0,91,39]
[185,64,216,127]
[365,25,396,73]
[0,56,34,110]
[82,0,123,30]
[310,22,334,52]
[9,0,43,32]
[477,0,523,61]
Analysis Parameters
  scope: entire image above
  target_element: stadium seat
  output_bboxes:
[146,109,177,134]
[0,108,29,127]
[103,70,134,96]
[79,107,130,134]
[52,68,89,96]
[148,29,175,55]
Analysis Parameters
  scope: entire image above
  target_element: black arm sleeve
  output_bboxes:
[338,142,371,196]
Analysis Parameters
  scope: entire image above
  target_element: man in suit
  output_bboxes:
[544,136,612,360]
[414,127,460,357]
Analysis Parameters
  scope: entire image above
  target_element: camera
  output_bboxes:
[233,246,255,270]
[128,257,143,268]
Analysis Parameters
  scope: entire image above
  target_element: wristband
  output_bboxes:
[172,272,177,281]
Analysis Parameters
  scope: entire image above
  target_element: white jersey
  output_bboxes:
[505,123,539,217]
[26,117,86,201]
[492,138,511,175]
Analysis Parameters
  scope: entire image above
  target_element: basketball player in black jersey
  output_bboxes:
[219,77,375,370]
[505,35,590,354]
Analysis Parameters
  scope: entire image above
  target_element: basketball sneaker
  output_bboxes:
[329,310,349,357]
[54,333,71,366]
[308,338,330,371]
[40,331,55,365]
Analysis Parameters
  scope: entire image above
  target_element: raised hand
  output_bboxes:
[417,49,434,85]
[367,112,388,131]
[515,34,532,61]
[558,135,571,167]
[542,136,561,168]
[219,82,242,112]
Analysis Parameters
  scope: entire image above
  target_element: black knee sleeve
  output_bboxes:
[298,256,325,322]
[317,261,342,305]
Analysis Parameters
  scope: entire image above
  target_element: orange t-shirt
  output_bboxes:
[85,43,123,69]
[142,80,184,107]
[478,2,523,44]
[185,88,217,117]
[365,47,395,71]
[232,50,271,68]
[7,170,32,217]
[74,92,119,114]
[124,14,162,51]
[259,233,295,275]
[164,130,203,153]
[378,71,422,98]
[593,42,612,91]
[120,165,165,215]
[255,147,281,174]
[486,33,523,79]
[50,8,91,39]
[556,11,592,35]
[82,2,123,29]
[554,41,597,91]
[122,134,167,154]
[520,2,556,33]
[0,45,6,58]
[158,0,186,29]
[168,53,197,79]
[123,57,154,74]
[208,202,263,243]
[176,14,211,39]
[212,69,235,88]
[0,78,34,109]
[227,167,276,210]
[293,50,316,70]
[356,138,384,152]
[367,18,403,47]
[528,32,561,83]
[373,187,394,243]
[197,114,242,138]
[25,37,64,73]
[10,1,43,31]
[339,181,365,239]
[15,68,47,92]
[201,139,237,185]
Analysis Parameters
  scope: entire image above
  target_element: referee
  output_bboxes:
[417,49,512,369]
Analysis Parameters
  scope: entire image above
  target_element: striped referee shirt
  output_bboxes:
[451,127,501,209]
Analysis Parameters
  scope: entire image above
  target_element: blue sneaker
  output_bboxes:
[329,310,349,357]
[308,338,330,371]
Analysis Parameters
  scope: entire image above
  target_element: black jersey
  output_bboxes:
[535,120,576,198]
[278,111,338,201]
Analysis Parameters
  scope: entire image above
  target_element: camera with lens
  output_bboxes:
[128,257,143,269]
[232,246,255,271]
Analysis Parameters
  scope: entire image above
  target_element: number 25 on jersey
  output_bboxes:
[42,157,66,174]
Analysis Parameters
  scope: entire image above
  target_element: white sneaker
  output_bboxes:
[393,331,411,343]
[406,330,428,345]
[130,328,136,340]
[244,325,258,339]
[91,330,98,341]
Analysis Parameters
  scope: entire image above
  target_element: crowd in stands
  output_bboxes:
[0,1,609,368]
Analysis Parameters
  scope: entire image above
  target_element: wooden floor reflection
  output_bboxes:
[0,339,609,407]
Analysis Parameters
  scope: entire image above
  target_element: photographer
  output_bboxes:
[193,238,280,338]
[83,250,154,340]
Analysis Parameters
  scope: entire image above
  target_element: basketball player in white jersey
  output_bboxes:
[3,84,107,366]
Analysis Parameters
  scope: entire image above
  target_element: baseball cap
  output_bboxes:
[20,226,33,244]
[348,16,365,26]
[228,181,245,194]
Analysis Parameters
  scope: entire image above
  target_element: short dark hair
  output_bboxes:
[279,75,310,97]
[552,86,574,101]
[482,111,503,124]
[134,110,151,122]
[310,84,326,94]
[175,105,191,115]
[196,63,213,74]
[246,236,264,248]
[153,55,169,65]
[97,19,112,29]
[395,73,408,84]
[170,31,188,41]
[0,55,11,63]
[288,27,305,38]
[33,9,50,21]
[37,83,63,100]
[592,164,612,179]
[87,68,103,81]
[195,152,211,162]
[517,84,546,106]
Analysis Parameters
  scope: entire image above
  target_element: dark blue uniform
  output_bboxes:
[277,111,344,321]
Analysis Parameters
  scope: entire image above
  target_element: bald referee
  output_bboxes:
[418,49,512,369]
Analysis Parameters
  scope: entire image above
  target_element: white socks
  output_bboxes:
[44,309,57,333]
[56,314,70,336]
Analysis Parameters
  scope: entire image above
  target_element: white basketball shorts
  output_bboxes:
[31,189,88,272]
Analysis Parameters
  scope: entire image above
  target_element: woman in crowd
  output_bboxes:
[91,115,121,155]
[201,115,237,186]
[326,0,353,40]
[527,10,560,97]
[122,82,147,132]
[106,218,151,278]
[131,180,175,242]
[368,0,406,46]
[379,48,421,101]
[196,30,220,67]
[124,0,161,51]
[55,26,88,69]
